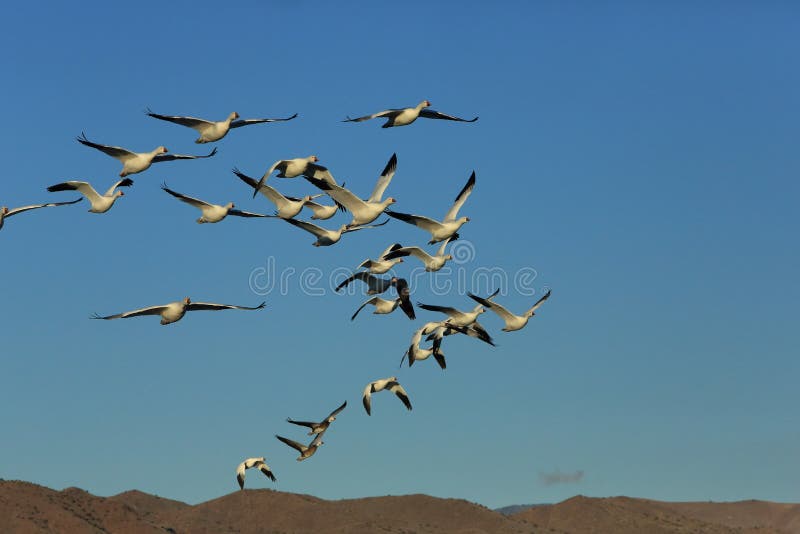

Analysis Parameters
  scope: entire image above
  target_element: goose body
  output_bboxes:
[386,171,475,243]
[91,297,265,325]
[287,400,347,436]
[276,433,324,461]
[284,218,388,247]
[47,178,133,213]
[236,457,276,489]
[302,196,340,220]
[304,153,398,227]
[252,155,335,197]
[418,301,486,327]
[383,237,453,272]
[350,296,401,321]
[362,377,412,415]
[0,198,82,231]
[146,109,297,143]
[162,184,270,224]
[468,289,552,332]
[344,100,478,128]
[233,168,310,219]
[358,243,404,274]
[77,133,216,177]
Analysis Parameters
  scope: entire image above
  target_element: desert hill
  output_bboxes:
[1,480,798,533]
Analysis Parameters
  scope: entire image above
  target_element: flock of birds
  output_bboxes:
[2,100,551,490]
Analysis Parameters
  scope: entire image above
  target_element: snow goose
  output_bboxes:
[386,171,474,244]
[335,271,394,294]
[46,178,133,214]
[287,400,347,436]
[236,457,276,489]
[0,198,82,231]
[362,377,412,416]
[417,300,486,327]
[392,277,416,320]
[76,133,217,177]
[430,320,496,348]
[252,156,336,197]
[350,296,401,320]
[275,433,324,461]
[304,153,398,227]
[162,184,271,223]
[357,243,404,274]
[283,217,388,247]
[91,297,265,325]
[146,109,297,143]
[232,168,311,219]
[383,237,453,272]
[344,100,478,128]
[399,323,447,369]
[468,289,551,332]
[302,195,342,220]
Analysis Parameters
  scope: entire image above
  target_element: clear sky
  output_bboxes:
[1,1,798,509]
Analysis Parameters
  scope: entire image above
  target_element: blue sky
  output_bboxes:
[1,1,798,509]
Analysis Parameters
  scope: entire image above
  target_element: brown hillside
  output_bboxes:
[660,500,800,533]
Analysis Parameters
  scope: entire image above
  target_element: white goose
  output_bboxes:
[350,296,401,321]
[146,109,297,143]
[91,297,265,325]
[252,155,336,197]
[77,133,217,177]
[400,322,448,369]
[335,272,395,294]
[357,243,404,274]
[304,153,398,227]
[468,289,552,332]
[344,100,478,128]
[232,168,311,219]
[0,198,82,231]
[302,195,341,220]
[47,178,133,213]
[283,217,387,247]
[418,300,486,327]
[386,171,474,244]
[275,433,324,461]
[287,400,347,436]
[382,237,453,272]
[362,377,412,416]
[236,457,276,489]
[162,184,270,224]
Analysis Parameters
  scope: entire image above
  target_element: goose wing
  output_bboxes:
[145,109,213,130]
[379,242,404,259]
[230,113,298,128]
[275,434,306,453]
[343,108,400,123]
[152,147,217,163]
[286,418,317,429]
[362,384,373,415]
[468,292,516,323]
[383,246,433,263]
[91,304,169,320]
[228,209,273,218]
[46,181,102,204]
[336,271,376,292]
[341,218,389,234]
[351,297,379,320]
[327,400,347,420]
[444,171,475,222]
[185,301,266,312]
[388,381,412,411]
[283,217,328,238]
[76,133,136,160]
[394,278,415,320]
[417,302,464,319]
[526,289,552,315]
[418,109,479,122]
[236,461,247,490]
[304,176,368,213]
[257,462,276,482]
[303,163,338,186]
[7,198,82,217]
[232,167,288,207]
[103,178,134,197]
[367,153,397,203]
[161,184,211,209]
[385,210,444,233]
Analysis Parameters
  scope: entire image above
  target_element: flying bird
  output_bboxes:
[146,108,297,143]
[386,171,475,243]
[303,153,398,227]
[162,184,271,223]
[91,297,265,325]
[343,100,478,128]
[362,377,412,415]
[286,400,347,435]
[468,289,552,332]
[392,277,415,320]
[252,155,336,197]
[76,132,217,177]
[283,218,388,247]
[275,433,324,461]
[350,296,402,321]
[357,243,404,274]
[401,321,449,369]
[382,237,453,272]
[0,198,82,231]
[335,271,395,294]
[236,457,276,489]
[47,178,133,214]
[232,168,312,219]
[302,195,343,220]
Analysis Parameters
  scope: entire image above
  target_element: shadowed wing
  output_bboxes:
[76,132,135,160]
[276,434,305,453]
[444,171,475,222]
[91,304,169,320]
[230,113,298,128]
[185,301,265,312]
[153,147,217,163]
[146,109,213,130]
[419,109,479,122]
[368,153,398,202]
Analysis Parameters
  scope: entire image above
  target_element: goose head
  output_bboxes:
[229,112,240,121]
[308,155,319,163]
[116,190,125,198]
[384,197,397,207]
[157,146,168,154]
[1,207,8,215]
[226,202,235,210]
[444,254,453,261]
[183,297,191,306]
[420,100,431,108]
